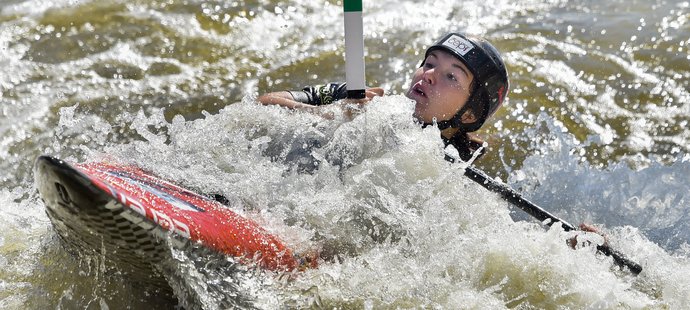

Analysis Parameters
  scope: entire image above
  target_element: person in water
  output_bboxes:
[259,32,606,265]
[258,32,510,162]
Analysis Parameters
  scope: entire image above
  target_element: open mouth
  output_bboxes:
[413,84,427,98]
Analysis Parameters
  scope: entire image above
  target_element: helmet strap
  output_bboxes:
[423,99,483,132]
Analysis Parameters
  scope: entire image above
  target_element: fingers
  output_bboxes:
[579,223,600,233]
[580,223,609,246]
[568,223,609,249]
[364,91,378,100]
[366,87,384,98]
[341,87,384,106]
[354,87,384,103]
[335,87,384,120]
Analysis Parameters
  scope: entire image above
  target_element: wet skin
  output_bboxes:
[406,49,477,136]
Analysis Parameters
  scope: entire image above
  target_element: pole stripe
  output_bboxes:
[344,0,362,12]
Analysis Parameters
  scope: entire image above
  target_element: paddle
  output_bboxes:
[463,165,643,275]
[343,0,366,99]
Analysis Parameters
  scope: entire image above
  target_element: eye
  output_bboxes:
[447,73,457,81]
[424,62,435,69]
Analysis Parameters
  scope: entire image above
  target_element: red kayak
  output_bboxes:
[34,156,312,288]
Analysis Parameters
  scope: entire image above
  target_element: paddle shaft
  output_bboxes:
[464,166,642,275]
[343,0,366,99]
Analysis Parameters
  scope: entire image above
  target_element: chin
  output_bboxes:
[412,109,431,124]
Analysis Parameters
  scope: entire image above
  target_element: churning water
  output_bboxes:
[1,0,690,308]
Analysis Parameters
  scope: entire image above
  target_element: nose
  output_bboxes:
[422,67,436,85]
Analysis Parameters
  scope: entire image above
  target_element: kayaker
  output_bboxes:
[258,32,510,162]
[258,32,613,267]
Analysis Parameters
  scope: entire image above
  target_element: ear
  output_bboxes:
[460,109,478,124]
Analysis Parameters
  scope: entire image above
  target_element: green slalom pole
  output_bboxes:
[344,0,366,99]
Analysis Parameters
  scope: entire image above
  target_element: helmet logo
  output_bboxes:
[442,34,474,56]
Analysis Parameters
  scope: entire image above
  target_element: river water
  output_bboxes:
[1,0,690,308]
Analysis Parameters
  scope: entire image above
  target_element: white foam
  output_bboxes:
[92,95,687,308]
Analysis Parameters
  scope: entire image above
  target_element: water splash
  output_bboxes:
[2,0,690,308]
[510,112,690,252]
[74,95,684,308]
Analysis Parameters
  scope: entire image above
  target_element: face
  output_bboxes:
[406,50,474,125]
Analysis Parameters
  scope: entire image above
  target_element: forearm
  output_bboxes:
[257,91,300,108]
[257,85,383,120]
[257,91,318,112]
